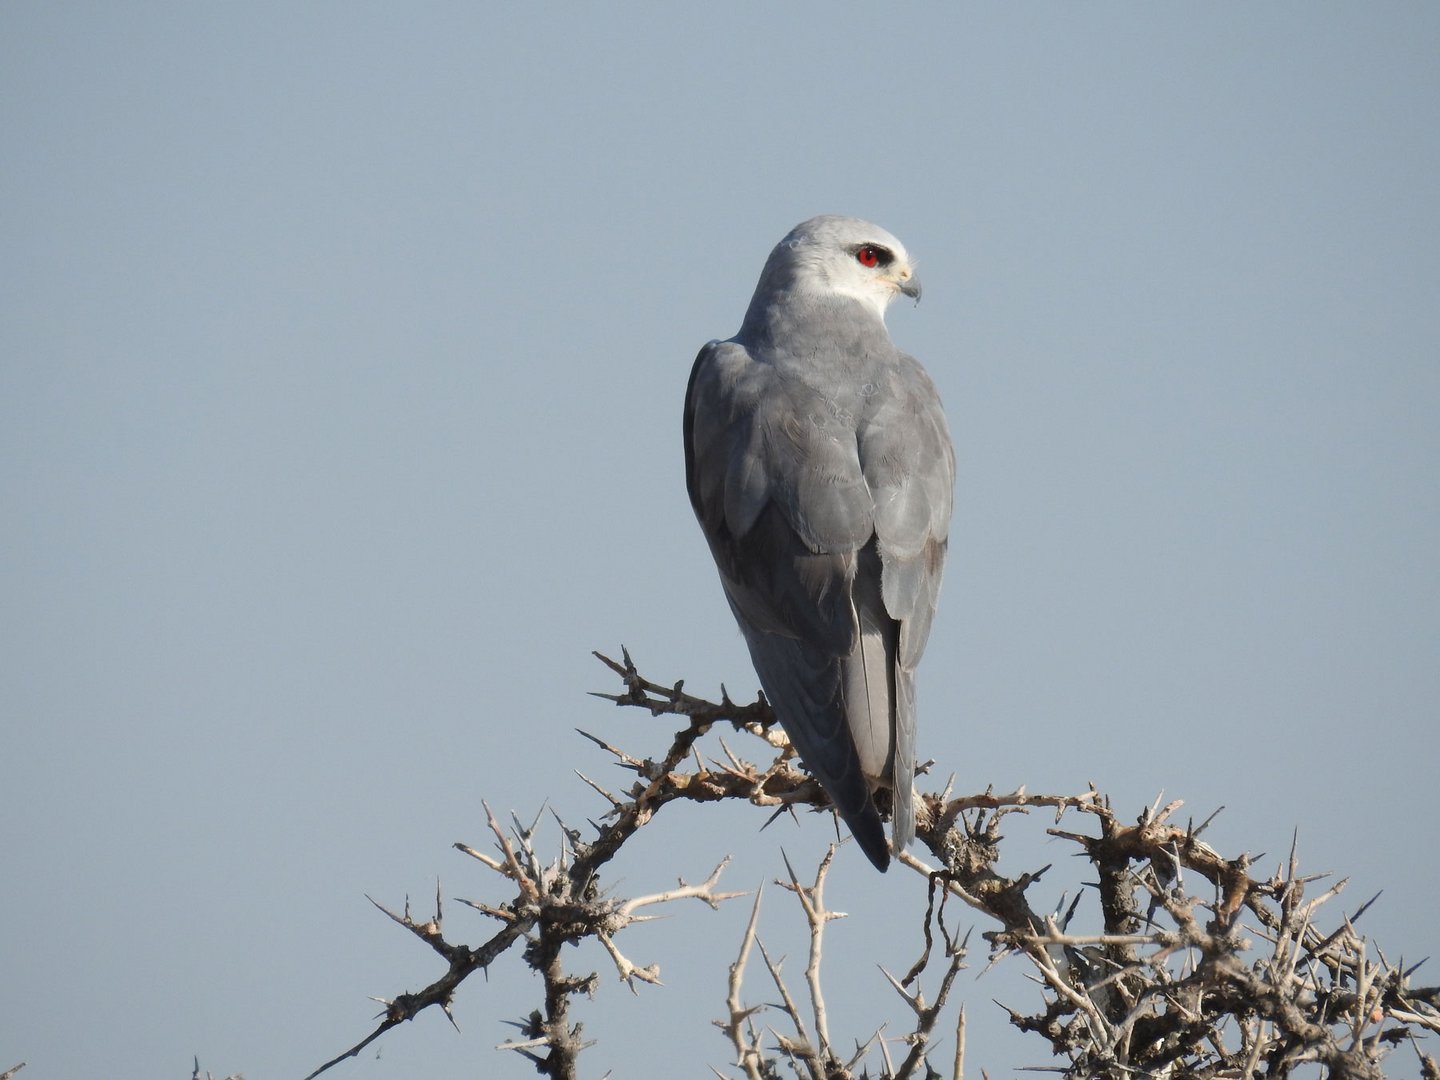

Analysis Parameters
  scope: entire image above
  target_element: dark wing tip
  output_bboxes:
[847,803,891,872]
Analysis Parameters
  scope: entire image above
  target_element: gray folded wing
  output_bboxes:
[685,338,953,869]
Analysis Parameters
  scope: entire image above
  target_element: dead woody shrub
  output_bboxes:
[307,649,1440,1080]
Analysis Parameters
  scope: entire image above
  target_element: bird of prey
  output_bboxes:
[684,215,954,871]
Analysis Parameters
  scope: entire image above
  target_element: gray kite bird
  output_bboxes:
[684,215,955,871]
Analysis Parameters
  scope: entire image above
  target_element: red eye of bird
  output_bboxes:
[856,246,881,268]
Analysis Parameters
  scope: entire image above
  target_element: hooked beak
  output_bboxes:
[898,274,922,303]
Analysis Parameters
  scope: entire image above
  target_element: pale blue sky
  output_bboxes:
[3,5,1438,1078]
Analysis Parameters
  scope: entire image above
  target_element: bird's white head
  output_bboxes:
[758,215,921,323]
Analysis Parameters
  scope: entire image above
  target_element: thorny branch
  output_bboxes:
[310,648,1439,1080]
[710,843,973,1080]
